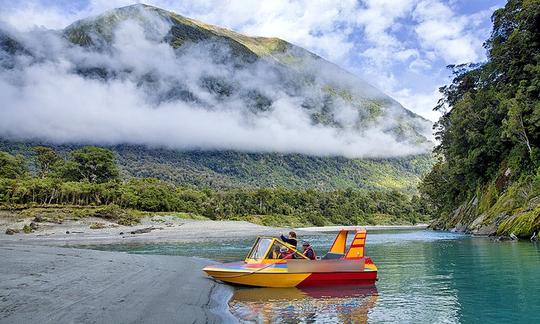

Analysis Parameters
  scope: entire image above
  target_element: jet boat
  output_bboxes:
[202,229,377,287]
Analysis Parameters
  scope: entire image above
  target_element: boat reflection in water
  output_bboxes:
[230,285,378,323]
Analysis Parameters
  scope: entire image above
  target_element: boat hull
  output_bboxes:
[204,270,311,287]
[203,265,377,288]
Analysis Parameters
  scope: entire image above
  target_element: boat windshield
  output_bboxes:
[248,238,273,260]
[267,241,305,259]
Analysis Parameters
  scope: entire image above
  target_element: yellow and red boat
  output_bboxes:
[203,229,377,287]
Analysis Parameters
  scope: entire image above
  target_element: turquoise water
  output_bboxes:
[83,231,540,323]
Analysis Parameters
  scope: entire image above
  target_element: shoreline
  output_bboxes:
[0,219,429,323]
[0,216,427,246]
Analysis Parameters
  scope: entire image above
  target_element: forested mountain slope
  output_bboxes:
[420,0,540,237]
[0,140,432,192]
[0,4,434,192]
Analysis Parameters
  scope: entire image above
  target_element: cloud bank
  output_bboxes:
[0,8,432,158]
[0,0,503,123]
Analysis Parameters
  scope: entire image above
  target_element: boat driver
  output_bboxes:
[280,231,298,248]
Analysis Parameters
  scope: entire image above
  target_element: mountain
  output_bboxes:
[59,4,430,142]
[0,4,433,192]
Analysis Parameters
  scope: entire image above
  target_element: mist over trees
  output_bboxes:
[0,4,432,159]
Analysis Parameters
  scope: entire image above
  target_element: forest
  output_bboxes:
[0,146,432,227]
[0,139,433,192]
[420,0,540,236]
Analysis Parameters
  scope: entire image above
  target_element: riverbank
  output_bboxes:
[0,243,236,323]
[0,215,426,246]
[0,216,292,246]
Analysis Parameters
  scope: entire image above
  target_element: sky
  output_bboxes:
[0,0,505,122]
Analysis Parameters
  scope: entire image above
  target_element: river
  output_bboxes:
[85,230,540,323]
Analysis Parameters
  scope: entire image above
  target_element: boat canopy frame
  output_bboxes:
[245,237,309,263]
[244,228,368,263]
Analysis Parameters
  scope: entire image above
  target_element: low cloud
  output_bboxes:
[0,9,431,158]
[0,1,501,123]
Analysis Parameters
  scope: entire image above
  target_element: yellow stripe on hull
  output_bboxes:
[204,270,310,287]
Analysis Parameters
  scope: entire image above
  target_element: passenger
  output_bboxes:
[280,231,298,248]
[279,246,294,259]
[270,246,281,259]
[302,242,316,260]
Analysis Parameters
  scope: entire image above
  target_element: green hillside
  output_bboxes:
[0,140,433,192]
[0,4,435,205]
[0,145,433,227]
[420,0,540,237]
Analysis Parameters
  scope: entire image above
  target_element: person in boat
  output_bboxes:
[270,245,281,259]
[278,246,294,259]
[302,242,316,260]
[280,231,298,248]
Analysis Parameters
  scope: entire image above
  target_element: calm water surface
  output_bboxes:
[85,230,540,323]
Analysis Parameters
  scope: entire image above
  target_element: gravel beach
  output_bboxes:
[0,243,236,324]
[0,217,289,246]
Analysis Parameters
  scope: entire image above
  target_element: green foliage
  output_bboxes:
[119,178,181,212]
[497,205,540,236]
[421,0,540,235]
[0,140,432,192]
[0,152,26,179]
[22,224,33,233]
[477,183,499,214]
[33,146,62,178]
[62,146,119,183]
[306,213,328,227]
[0,148,432,226]
[93,204,140,226]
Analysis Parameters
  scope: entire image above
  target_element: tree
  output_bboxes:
[0,152,27,179]
[33,146,62,178]
[421,0,540,217]
[63,147,119,183]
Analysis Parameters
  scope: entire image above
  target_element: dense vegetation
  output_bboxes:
[420,0,540,236]
[0,146,431,227]
[0,139,433,192]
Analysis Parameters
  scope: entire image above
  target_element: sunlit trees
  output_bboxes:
[421,0,540,215]
[63,146,119,183]
[0,152,26,179]
[33,146,62,178]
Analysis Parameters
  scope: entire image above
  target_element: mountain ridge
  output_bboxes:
[0,4,434,192]
[60,4,431,137]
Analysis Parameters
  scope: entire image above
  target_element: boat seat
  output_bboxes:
[321,252,345,260]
